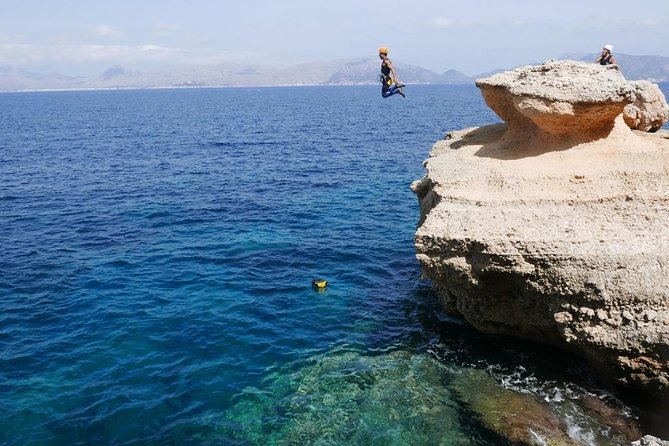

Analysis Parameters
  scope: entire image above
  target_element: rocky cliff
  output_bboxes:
[412,60,669,400]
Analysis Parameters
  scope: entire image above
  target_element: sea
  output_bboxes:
[1,84,668,445]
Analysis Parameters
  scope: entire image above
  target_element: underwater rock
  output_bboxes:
[576,393,642,441]
[452,369,576,445]
[223,349,643,445]
[450,369,637,445]
[224,350,472,445]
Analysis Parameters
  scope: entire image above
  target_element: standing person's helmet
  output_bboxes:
[378,47,388,54]
[604,44,613,51]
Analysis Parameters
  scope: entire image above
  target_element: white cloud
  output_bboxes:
[0,34,28,44]
[425,16,481,30]
[0,40,256,76]
[0,42,189,67]
[427,17,456,29]
[153,23,180,37]
[640,17,669,28]
[94,25,126,40]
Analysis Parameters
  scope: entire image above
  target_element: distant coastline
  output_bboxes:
[2,53,669,93]
[2,81,666,96]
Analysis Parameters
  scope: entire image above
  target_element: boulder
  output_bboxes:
[413,60,669,400]
[623,80,669,132]
[632,435,669,446]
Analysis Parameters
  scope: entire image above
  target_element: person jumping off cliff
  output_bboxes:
[378,47,405,98]
[595,44,617,65]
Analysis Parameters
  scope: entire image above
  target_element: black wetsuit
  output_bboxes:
[599,53,614,65]
[380,58,402,98]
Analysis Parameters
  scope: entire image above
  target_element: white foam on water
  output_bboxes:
[564,414,598,445]
[528,428,549,446]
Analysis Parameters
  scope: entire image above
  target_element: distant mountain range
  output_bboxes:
[1,53,668,92]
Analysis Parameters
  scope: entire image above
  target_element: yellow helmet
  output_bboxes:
[378,47,388,55]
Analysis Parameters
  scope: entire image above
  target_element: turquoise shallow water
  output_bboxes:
[1,84,667,445]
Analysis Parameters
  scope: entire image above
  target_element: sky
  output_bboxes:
[1,0,668,77]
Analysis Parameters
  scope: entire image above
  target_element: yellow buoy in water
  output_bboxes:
[312,279,328,289]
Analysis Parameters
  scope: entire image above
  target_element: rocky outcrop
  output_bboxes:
[623,80,669,132]
[413,60,669,401]
[632,436,669,446]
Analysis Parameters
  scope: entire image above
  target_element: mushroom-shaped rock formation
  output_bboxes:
[475,60,637,155]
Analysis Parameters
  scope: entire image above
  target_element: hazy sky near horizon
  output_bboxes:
[1,0,668,76]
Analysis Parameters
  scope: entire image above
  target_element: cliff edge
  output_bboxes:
[412,60,669,400]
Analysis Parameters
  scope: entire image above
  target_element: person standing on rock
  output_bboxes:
[595,44,617,65]
[378,47,405,98]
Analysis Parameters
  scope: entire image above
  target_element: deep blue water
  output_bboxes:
[1,84,667,445]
